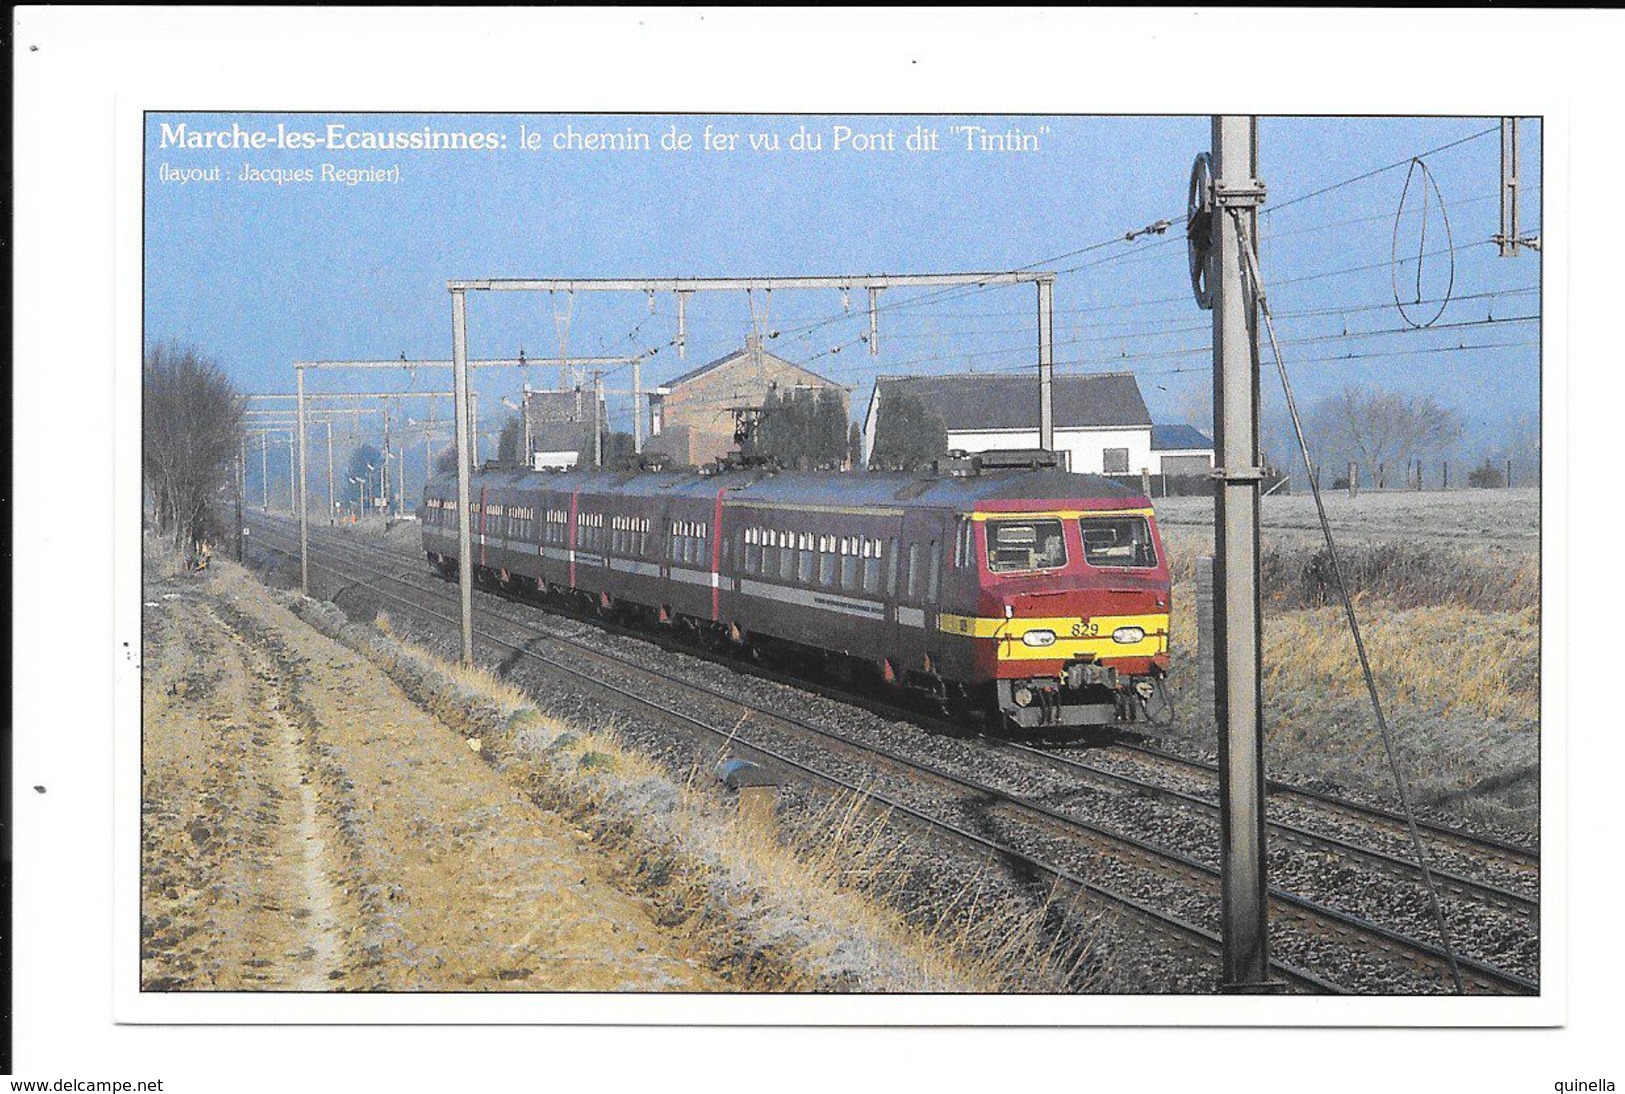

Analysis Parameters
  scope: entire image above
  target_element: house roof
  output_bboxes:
[523,390,598,453]
[1151,423,1214,451]
[662,341,841,391]
[872,372,1151,433]
[525,390,587,424]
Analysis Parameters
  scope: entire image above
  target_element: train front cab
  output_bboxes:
[943,503,1171,730]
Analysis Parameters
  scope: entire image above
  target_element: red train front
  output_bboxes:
[938,500,1171,729]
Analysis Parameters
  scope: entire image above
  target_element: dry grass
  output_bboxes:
[706,777,1117,993]
[288,599,1121,992]
[1160,509,1541,832]
[1164,535,1538,614]
[1263,602,1538,724]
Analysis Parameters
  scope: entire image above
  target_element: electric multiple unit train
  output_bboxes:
[422,453,1172,730]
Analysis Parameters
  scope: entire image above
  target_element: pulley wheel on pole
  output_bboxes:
[1187,152,1216,311]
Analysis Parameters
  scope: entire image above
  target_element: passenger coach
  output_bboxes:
[422,452,1171,730]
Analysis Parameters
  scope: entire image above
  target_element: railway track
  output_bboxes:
[264,519,1540,903]
[244,514,1538,995]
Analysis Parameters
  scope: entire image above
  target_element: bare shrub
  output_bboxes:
[143,343,244,548]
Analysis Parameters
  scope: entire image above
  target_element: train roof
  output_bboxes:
[428,465,1150,511]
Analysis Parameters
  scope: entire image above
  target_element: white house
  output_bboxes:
[863,372,1158,474]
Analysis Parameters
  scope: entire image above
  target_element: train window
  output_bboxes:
[840,541,858,589]
[907,543,921,600]
[819,536,836,587]
[928,540,941,601]
[765,530,782,579]
[862,539,881,594]
[1079,514,1157,568]
[798,534,814,583]
[955,518,975,569]
[886,538,899,597]
[986,519,1067,574]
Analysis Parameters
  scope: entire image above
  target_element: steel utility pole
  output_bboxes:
[296,365,310,594]
[447,272,1057,453]
[286,431,296,515]
[522,388,534,467]
[382,404,392,519]
[234,446,244,562]
[260,432,269,511]
[632,357,643,455]
[326,421,336,525]
[593,370,605,468]
[1037,278,1055,453]
[1208,115,1274,992]
[451,288,476,664]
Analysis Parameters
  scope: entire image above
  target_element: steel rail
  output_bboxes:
[278,515,1541,878]
[1111,741,1540,869]
[247,516,1534,994]
[247,518,1337,993]
[1000,741,1538,918]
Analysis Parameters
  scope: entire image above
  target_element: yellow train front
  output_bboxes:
[422,452,1171,732]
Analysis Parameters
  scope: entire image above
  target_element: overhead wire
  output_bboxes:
[593,120,1524,422]
[1259,123,1498,220]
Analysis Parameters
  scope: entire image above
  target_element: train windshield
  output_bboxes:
[1079,514,1158,568]
[985,518,1067,574]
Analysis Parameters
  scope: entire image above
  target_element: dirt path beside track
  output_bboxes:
[140,564,722,992]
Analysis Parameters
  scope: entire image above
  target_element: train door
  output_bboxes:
[895,509,945,677]
[938,513,979,679]
[654,498,674,621]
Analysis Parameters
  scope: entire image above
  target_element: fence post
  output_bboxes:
[1506,458,1513,488]
[1348,461,1357,499]
[1378,462,1385,490]
[1443,461,1449,490]
[1197,555,1215,724]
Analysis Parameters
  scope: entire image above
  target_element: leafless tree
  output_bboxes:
[1172,376,1213,433]
[143,343,245,547]
[1308,385,1462,486]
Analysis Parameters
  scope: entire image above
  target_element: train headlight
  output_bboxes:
[1013,685,1035,707]
[1021,629,1057,648]
[1112,626,1146,644]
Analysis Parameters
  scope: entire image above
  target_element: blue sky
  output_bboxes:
[145,112,1541,478]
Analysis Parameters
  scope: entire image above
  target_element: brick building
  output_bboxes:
[647,336,849,467]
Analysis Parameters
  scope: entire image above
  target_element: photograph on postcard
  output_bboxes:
[135,111,1543,1003]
